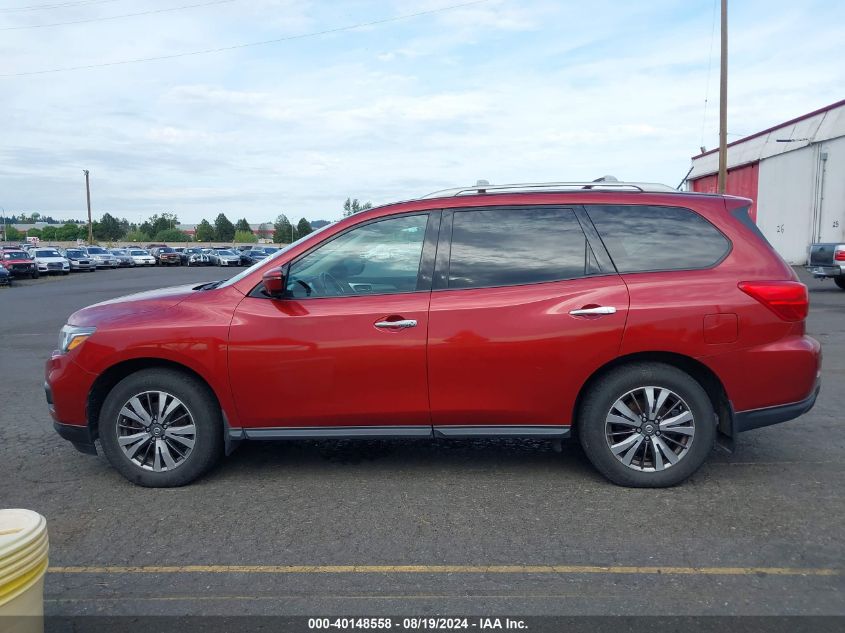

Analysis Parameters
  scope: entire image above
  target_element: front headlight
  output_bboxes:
[58,325,96,354]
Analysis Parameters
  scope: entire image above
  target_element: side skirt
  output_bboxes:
[227,425,571,441]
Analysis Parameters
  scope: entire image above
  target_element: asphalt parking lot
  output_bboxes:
[0,266,842,617]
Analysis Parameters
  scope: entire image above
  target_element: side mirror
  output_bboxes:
[262,267,286,298]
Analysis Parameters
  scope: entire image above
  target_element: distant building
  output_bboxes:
[688,99,845,264]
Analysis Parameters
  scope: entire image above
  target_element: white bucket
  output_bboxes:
[0,509,49,632]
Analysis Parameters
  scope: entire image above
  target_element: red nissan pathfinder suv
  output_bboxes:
[45,182,821,487]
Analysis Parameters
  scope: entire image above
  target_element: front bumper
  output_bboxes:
[45,353,98,454]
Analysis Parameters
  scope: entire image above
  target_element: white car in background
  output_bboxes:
[30,248,70,275]
[212,249,242,267]
[127,248,156,266]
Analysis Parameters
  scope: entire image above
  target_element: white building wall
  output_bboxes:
[755,136,845,264]
[756,147,816,264]
[817,136,845,244]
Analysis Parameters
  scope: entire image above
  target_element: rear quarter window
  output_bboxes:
[586,204,730,273]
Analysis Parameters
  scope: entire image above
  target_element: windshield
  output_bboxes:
[218,222,334,289]
[87,247,107,254]
[65,250,84,257]
[218,250,236,256]
[111,250,125,255]
[3,251,30,260]
[129,250,148,255]
[159,247,175,253]
[35,250,61,257]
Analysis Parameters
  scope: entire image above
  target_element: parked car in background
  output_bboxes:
[1,249,39,279]
[109,249,136,267]
[31,248,69,275]
[127,248,156,266]
[239,247,269,266]
[150,246,181,266]
[83,246,119,269]
[179,247,211,266]
[60,248,96,273]
[807,242,845,290]
[46,181,821,488]
[0,265,11,287]
[212,249,241,267]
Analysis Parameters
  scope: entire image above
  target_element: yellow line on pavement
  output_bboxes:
[47,565,840,576]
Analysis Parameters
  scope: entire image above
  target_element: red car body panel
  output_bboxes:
[428,275,629,426]
[46,189,821,447]
[228,292,431,428]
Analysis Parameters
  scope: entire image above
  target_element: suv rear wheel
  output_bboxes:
[834,277,845,290]
[578,362,716,487]
[98,368,223,487]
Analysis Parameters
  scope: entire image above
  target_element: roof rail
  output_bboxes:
[421,181,677,198]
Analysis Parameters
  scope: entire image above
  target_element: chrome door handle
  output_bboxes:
[375,319,418,329]
[569,306,617,316]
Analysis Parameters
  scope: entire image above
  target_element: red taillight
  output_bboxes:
[738,281,809,322]
[834,250,845,261]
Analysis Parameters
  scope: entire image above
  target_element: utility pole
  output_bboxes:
[717,0,728,193]
[83,170,94,243]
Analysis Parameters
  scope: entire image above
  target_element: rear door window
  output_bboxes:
[446,206,597,289]
[586,205,730,272]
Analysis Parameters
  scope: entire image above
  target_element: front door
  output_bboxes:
[228,212,436,433]
[427,205,629,434]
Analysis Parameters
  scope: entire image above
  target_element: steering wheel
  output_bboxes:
[318,271,346,296]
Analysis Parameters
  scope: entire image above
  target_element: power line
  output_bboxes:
[699,0,718,148]
[0,0,124,13]
[1,0,492,78]
[1,0,236,30]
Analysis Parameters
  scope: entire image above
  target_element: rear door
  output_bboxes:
[427,205,629,435]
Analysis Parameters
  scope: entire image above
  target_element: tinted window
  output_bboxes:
[288,214,428,298]
[586,205,730,272]
[447,207,592,289]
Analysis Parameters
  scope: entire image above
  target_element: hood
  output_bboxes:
[68,283,203,327]
[34,255,67,262]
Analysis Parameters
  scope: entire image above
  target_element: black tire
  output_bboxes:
[578,362,716,487]
[835,277,845,290]
[98,368,224,487]
[32,271,39,279]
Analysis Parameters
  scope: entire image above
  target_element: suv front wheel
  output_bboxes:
[578,362,716,487]
[98,368,223,487]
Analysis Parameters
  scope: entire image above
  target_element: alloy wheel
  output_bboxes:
[115,391,196,472]
[604,386,695,472]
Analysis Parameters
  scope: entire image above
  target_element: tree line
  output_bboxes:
[3,197,373,244]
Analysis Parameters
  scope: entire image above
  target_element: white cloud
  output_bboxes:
[0,0,843,222]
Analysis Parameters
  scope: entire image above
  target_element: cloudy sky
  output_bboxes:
[2,0,843,224]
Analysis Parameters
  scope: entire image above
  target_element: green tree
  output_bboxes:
[93,213,125,241]
[194,219,215,242]
[41,225,58,241]
[296,218,312,237]
[154,228,189,242]
[125,230,150,243]
[4,226,22,241]
[140,213,179,238]
[26,228,42,238]
[273,214,293,243]
[57,223,81,241]
[214,213,235,242]
[235,218,251,233]
[234,229,257,244]
[343,198,373,217]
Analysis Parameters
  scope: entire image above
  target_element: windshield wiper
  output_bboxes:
[194,280,225,291]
